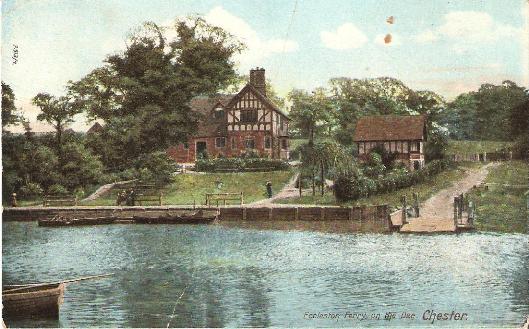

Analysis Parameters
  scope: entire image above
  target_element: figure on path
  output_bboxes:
[266,181,273,198]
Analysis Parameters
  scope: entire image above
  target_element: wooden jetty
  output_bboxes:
[394,193,475,233]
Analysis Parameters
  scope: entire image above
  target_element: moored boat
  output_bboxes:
[38,216,115,227]
[134,210,217,224]
[2,283,65,319]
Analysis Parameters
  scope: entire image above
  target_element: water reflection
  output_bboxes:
[2,222,528,328]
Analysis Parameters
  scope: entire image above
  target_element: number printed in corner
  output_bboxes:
[12,44,18,64]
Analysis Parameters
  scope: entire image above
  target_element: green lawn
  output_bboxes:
[468,161,528,233]
[81,170,294,206]
[275,163,481,210]
[446,140,513,155]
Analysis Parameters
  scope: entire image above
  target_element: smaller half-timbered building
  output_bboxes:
[167,68,290,163]
[353,115,427,170]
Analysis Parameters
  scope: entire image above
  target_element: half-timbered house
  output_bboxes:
[353,115,427,170]
[167,68,290,163]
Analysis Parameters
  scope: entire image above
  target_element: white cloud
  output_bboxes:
[374,33,402,46]
[320,23,368,50]
[203,6,298,68]
[414,30,437,43]
[439,11,519,42]
[414,11,521,46]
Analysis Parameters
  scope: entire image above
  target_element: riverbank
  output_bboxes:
[275,162,481,210]
[468,161,529,233]
[80,170,294,206]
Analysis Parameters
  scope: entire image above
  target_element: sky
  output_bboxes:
[2,0,528,132]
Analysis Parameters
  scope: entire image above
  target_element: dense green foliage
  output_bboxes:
[1,82,19,128]
[135,151,178,185]
[334,159,453,201]
[195,157,289,172]
[68,18,243,169]
[441,81,528,141]
[2,132,105,202]
[32,93,83,157]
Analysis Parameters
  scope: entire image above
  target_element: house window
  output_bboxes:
[183,142,189,149]
[215,137,226,148]
[245,138,255,149]
[402,142,408,153]
[281,139,288,150]
[240,109,258,123]
[231,137,237,149]
[214,107,224,119]
[265,136,271,149]
[410,141,420,152]
[358,143,364,154]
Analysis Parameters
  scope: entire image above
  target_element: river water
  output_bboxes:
[2,221,528,328]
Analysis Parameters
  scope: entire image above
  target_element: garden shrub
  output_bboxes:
[334,159,453,201]
[135,151,177,185]
[195,157,289,172]
[18,182,44,198]
[47,184,69,195]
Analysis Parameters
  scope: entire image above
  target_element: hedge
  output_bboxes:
[334,159,454,201]
[195,157,290,172]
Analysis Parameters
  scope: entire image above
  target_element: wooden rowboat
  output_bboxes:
[134,210,217,224]
[2,283,65,319]
[38,216,115,227]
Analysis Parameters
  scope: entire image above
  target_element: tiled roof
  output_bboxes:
[190,94,235,137]
[86,122,103,134]
[353,115,426,141]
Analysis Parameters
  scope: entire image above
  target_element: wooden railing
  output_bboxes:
[205,192,244,207]
[43,195,78,207]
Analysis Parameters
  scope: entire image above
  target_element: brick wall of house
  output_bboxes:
[167,131,276,163]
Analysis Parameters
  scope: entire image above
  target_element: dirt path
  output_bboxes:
[247,173,302,207]
[400,162,498,232]
[419,162,498,219]
[81,179,136,202]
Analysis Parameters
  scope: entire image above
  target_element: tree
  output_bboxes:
[441,93,478,140]
[510,99,529,139]
[2,81,19,127]
[68,18,243,166]
[59,142,104,190]
[474,81,528,141]
[32,93,81,157]
[288,88,334,145]
[328,77,445,145]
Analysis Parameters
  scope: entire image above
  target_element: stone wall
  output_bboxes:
[219,205,391,230]
[3,204,391,231]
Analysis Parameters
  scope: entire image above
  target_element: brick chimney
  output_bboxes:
[249,67,266,95]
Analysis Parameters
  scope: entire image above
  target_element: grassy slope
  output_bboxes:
[81,170,294,206]
[446,140,513,155]
[468,161,528,233]
[276,163,480,210]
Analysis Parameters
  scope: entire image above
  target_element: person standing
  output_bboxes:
[266,181,272,198]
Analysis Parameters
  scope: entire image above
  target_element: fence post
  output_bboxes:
[468,201,474,226]
[298,174,302,197]
[413,192,419,217]
[401,195,408,224]
[458,193,464,221]
[453,196,458,226]
[240,192,244,205]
